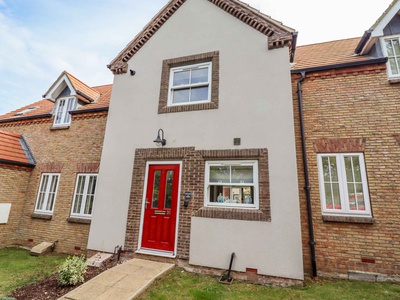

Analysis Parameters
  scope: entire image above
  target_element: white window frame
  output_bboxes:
[70,174,98,219]
[53,96,76,126]
[381,35,400,79]
[204,160,259,209]
[167,62,212,106]
[34,173,60,215]
[317,153,371,217]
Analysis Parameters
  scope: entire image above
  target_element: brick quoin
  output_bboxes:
[292,63,400,279]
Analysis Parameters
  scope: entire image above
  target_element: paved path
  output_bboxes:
[60,258,174,300]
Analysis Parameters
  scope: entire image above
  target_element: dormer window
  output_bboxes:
[53,96,76,126]
[382,36,400,79]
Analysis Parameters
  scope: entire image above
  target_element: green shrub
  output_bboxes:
[57,255,87,287]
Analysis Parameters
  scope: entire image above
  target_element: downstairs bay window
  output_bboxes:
[205,161,259,208]
[317,153,371,217]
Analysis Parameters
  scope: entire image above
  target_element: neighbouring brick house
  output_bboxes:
[88,0,304,285]
[0,131,35,246]
[292,0,400,280]
[0,71,111,254]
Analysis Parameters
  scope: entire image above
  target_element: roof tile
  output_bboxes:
[293,37,373,70]
[0,84,112,121]
[0,131,34,166]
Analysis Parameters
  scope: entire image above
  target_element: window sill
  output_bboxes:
[193,207,270,222]
[388,77,400,84]
[67,217,91,224]
[50,125,70,130]
[322,215,374,224]
[31,213,52,220]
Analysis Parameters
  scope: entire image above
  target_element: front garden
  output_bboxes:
[1,247,400,300]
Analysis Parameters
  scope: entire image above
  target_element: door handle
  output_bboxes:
[145,199,150,208]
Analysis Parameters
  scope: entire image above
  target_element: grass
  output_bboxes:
[0,247,66,297]
[138,268,400,300]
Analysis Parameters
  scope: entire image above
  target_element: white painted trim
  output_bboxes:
[380,35,400,79]
[34,173,61,215]
[135,248,176,258]
[46,74,76,101]
[70,173,98,219]
[204,160,259,209]
[53,96,76,126]
[371,1,400,38]
[167,62,212,106]
[317,153,372,217]
[137,161,182,257]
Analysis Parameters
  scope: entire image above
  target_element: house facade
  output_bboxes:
[88,0,304,284]
[0,72,111,254]
[292,0,400,280]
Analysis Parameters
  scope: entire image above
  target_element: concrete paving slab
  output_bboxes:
[88,271,127,286]
[95,287,134,300]
[59,258,174,300]
[62,281,108,300]
[30,242,53,256]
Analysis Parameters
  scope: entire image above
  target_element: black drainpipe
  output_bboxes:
[297,71,317,278]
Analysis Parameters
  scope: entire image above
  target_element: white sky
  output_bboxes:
[0,0,393,115]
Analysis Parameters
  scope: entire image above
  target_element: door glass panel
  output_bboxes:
[152,171,161,208]
[165,171,174,209]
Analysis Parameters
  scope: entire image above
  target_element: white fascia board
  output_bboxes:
[43,73,76,101]
[371,1,400,37]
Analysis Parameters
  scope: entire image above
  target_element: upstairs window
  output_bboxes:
[53,96,76,126]
[317,153,371,217]
[168,62,211,106]
[205,161,259,209]
[34,173,60,215]
[71,174,97,218]
[383,37,400,79]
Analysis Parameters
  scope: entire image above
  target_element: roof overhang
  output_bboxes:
[355,0,400,55]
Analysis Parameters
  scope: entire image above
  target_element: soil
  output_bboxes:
[10,259,118,300]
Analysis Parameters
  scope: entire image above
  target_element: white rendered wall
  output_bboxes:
[88,0,302,279]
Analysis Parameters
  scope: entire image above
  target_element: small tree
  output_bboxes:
[57,255,87,286]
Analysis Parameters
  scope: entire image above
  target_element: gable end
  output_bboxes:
[108,0,295,74]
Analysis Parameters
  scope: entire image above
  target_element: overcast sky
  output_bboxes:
[0,0,393,115]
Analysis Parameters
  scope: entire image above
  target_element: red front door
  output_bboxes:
[141,164,180,252]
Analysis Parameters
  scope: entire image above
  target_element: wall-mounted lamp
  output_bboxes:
[153,129,166,147]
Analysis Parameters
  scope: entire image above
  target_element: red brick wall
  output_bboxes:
[0,111,107,254]
[292,64,400,279]
[125,147,270,259]
[0,163,32,246]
